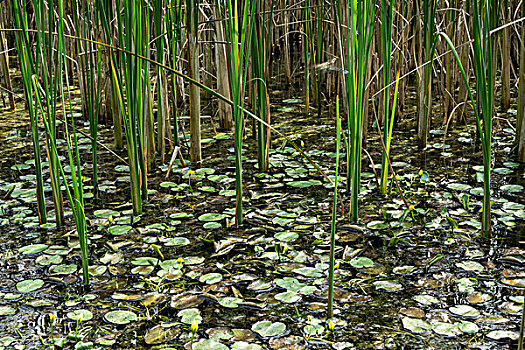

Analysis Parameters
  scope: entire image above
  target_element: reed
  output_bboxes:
[439,0,494,238]
[11,0,47,224]
[328,96,341,319]
[336,0,375,222]
[417,0,437,149]
[225,0,255,226]
[379,0,395,194]
[252,0,273,172]
[71,0,102,199]
[34,0,66,227]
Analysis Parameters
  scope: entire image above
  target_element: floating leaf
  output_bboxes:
[104,310,137,325]
[0,306,16,316]
[251,320,286,337]
[200,273,222,284]
[449,305,480,319]
[109,225,131,236]
[373,280,402,292]
[192,339,229,350]
[16,279,44,293]
[218,297,243,308]
[501,184,523,193]
[275,291,301,303]
[350,257,374,268]
[401,317,431,334]
[177,308,201,324]
[366,221,388,230]
[19,244,48,255]
[231,342,262,350]
[455,260,484,272]
[67,309,93,322]
[144,325,180,345]
[131,257,159,266]
[198,213,227,222]
[486,330,519,341]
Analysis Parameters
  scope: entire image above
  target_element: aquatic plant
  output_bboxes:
[336,0,375,222]
[439,0,495,237]
[328,96,341,318]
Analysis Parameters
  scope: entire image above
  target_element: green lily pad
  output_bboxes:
[163,237,190,246]
[16,279,44,293]
[93,209,120,219]
[177,308,202,324]
[486,330,519,341]
[501,184,523,193]
[218,297,243,308]
[67,309,93,322]
[203,222,222,229]
[104,310,137,325]
[19,244,48,255]
[109,225,132,236]
[401,317,432,334]
[447,183,471,191]
[131,257,159,266]
[200,273,223,284]
[275,291,301,303]
[373,280,402,292]
[251,320,286,337]
[456,260,484,272]
[449,305,480,318]
[366,221,388,230]
[144,325,180,345]
[350,257,374,268]
[198,213,227,222]
[0,306,16,316]
[431,322,461,337]
[231,342,263,350]
[274,231,299,242]
[275,277,305,292]
[413,294,440,306]
[288,181,312,188]
[192,339,229,350]
[49,264,77,275]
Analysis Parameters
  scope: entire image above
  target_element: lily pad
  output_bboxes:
[19,244,48,255]
[200,273,223,284]
[275,291,301,303]
[0,306,16,316]
[104,310,137,325]
[401,317,432,334]
[192,339,229,350]
[16,279,44,293]
[218,297,243,308]
[449,305,480,318]
[67,309,93,322]
[350,257,374,268]
[198,213,227,222]
[251,320,286,337]
[109,225,132,236]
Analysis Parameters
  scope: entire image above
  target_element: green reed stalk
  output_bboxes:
[226,0,255,226]
[34,0,65,227]
[337,0,374,222]
[30,0,89,283]
[314,0,325,111]
[252,0,273,171]
[438,0,494,238]
[417,0,437,149]
[11,0,47,224]
[379,0,395,194]
[72,0,102,199]
[154,0,168,163]
[328,96,341,319]
[167,0,184,148]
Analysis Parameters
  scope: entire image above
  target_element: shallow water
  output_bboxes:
[0,85,524,349]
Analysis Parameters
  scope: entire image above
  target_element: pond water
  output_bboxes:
[0,85,524,349]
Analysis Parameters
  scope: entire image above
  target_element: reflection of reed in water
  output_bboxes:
[313,57,348,74]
